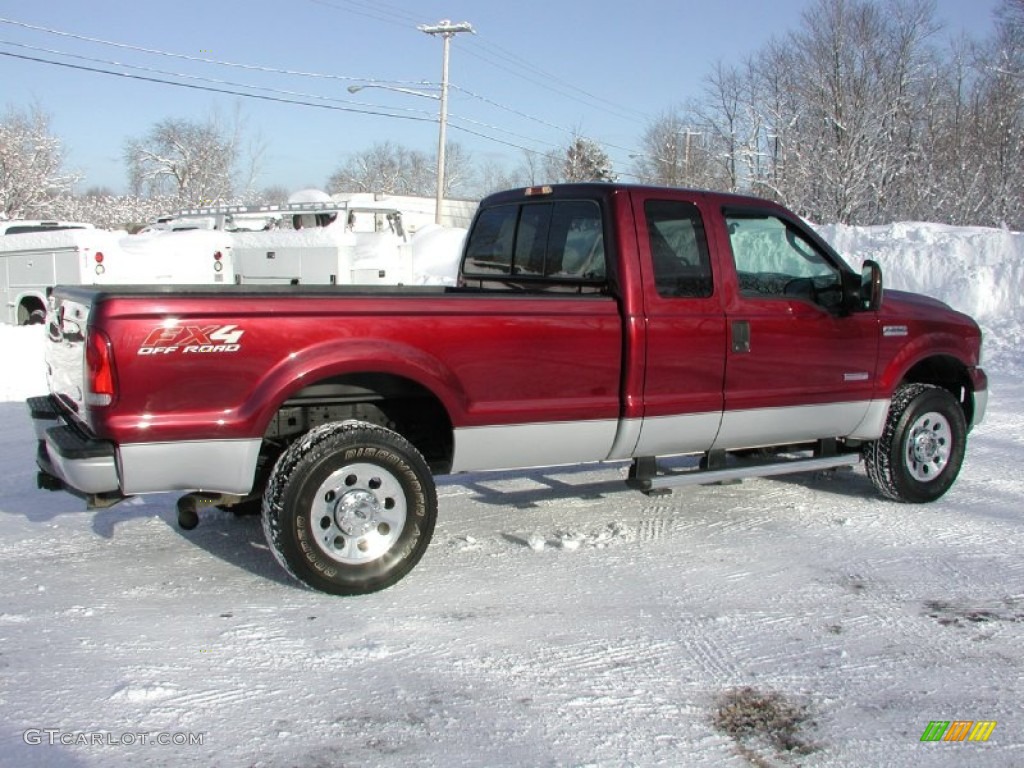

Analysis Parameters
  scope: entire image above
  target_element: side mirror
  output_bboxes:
[860,259,883,311]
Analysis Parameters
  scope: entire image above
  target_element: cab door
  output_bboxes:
[627,192,727,457]
[715,209,879,449]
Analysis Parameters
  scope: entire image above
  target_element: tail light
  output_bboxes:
[95,251,105,275]
[85,328,117,407]
[214,250,223,272]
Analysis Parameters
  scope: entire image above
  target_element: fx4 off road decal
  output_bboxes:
[138,324,245,355]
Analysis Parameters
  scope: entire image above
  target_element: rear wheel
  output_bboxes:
[865,383,967,503]
[17,300,46,325]
[262,421,436,595]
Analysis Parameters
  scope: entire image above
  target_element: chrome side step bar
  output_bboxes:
[626,452,861,493]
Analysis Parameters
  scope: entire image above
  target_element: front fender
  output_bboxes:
[876,331,978,395]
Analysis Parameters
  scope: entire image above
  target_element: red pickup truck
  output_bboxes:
[28,184,987,595]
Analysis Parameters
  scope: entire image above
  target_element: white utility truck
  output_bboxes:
[166,199,416,286]
[1,220,233,325]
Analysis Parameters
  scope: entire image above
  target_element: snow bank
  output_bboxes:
[0,324,46,401]
[410,224,467,284]
[818,221,1024,324]
[818,221,1024,371]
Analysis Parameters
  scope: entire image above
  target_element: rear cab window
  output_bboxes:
[461,199,607,293]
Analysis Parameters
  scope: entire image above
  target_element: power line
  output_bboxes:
[284,5,651,143]
[0,16,424,88]
[461,38,649,126]
[451,84,575,137]
[0,48,545,153]
[0,50,436,122]
[0,14,641,165]
[307,0,422,28]
[0,15,569,150]
[0,39,439,120]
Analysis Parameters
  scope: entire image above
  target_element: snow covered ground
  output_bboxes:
[0,222,1021,767]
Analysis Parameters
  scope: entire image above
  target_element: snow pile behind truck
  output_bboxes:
[820,221,1024,370]
[819,221,1024,324]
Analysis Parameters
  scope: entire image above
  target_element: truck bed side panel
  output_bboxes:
[80,292,623,459]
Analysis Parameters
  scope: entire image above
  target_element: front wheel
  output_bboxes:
[262,421,437,595]
[864,383,967,503]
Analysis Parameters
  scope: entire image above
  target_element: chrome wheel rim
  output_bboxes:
[905,410,952,482]
[310,462,406,564]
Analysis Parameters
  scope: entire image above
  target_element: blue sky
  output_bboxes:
[0,0,1003,195]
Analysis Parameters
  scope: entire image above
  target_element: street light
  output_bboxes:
[346,83,439,100]
[347,20,472,224]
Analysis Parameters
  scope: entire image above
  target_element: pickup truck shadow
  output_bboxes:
[441,462,638,509]
[443,455,888,509]
[757,464,878,498]
[92,500,294,587]
[168,508,296,589]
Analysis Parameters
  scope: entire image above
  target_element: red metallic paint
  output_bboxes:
[48,184,985,462]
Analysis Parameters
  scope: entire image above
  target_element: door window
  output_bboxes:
[726,214,843,309]
[645,200,713,298]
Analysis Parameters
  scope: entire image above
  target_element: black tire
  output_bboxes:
[864,383,967,503]
[262,421,436,595]
[27,309,46,325]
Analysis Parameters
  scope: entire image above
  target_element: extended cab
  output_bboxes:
[27,184,987,595]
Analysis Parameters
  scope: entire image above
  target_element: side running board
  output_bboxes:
[626,449,861,493]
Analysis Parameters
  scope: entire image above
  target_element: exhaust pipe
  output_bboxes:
[37,471,65,492]
[176,492,244,530]
[176,495,200,530]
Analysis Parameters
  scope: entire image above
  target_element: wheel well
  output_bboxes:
[264,372,454,474]
[17,295,46,325]
[902,355,974,425]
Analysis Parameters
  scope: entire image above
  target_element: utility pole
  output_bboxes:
[418,19,474,224]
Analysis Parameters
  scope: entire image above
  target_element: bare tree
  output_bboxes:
[632,110,691,186]
[995,0,1024,65]
[732,0,943,224]
[441,142,474,197]
[47,192,177,231]
[326,141,432,196]
[696,58,777,193]
[966,1,1024,227]
[123,110,248,206]
[473,157,526,197]
[327,141,473,197]
[0,106,78,218]
[255,185,291,205]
